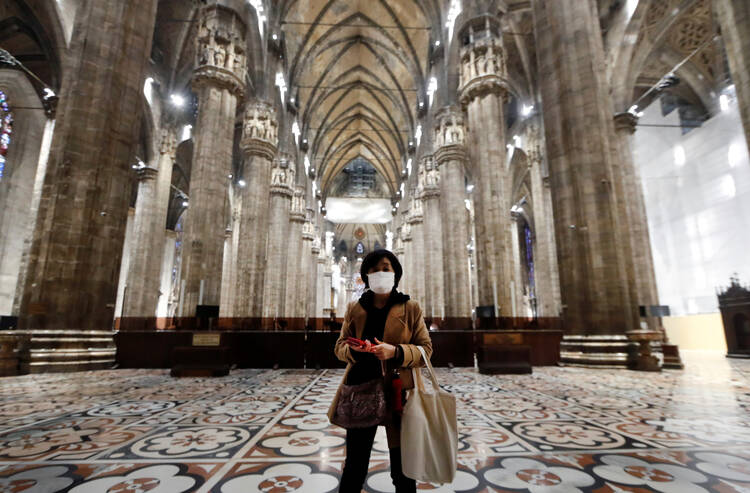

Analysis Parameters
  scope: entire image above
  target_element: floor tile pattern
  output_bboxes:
[1,352,749,492]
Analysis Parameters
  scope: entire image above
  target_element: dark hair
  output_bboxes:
[360,249,403,289]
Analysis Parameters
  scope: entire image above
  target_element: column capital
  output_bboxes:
[407,197,424,223]
[136,166,159,182]
[419,160,441,198]
[302,220,315,240]
[433,106,468,164]
[159,128,178,157]
[614,111,639,134]
[290,187,306,222]
[458,17,510,106]
[241,100,278,159]
[192,5,247,98]
[270,155,295,196]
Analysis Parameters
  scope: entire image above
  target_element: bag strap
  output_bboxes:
[411,346,440,394]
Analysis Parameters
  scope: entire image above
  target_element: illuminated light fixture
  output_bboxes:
[304,155,311,174]
[513,135,521,147]
[182,200,189,207]
[466,184,474,193]
[446,0,461,42]
[275,72,287,103]
[292,120,300,145]
[170,94,185,107]
[637,111,644,117]
[510,204,523,214]
[427,77,438,106]
[406,158,413,176]
[395,202,400,208]
[521,104,534,116]
[673,145,686,167]
[228,174,233,179]
[290,97,295,103]
[271,33,278,41]
[312,180,317,197]
[400,183,405,196]
[464,199,471,210]
[720,94,730,112]
[238,179,247,187]
[506,144,513,150]
[628,104,638,115]
[43,88,56,99]
[415,125,422,146]
[435,40,441,47]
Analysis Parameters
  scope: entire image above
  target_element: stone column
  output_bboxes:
[220,201,240,318]
[17,0,159,372]
[234,101,278,319]
[123,128,177,323]
[715,0,750,155]
[311,235,322,323]
[157,230,177,327]
[400,220,413,294]
[262,157,294,319]
[419,156,447,322]
[533,0,638,366]
[614,112,658,330]
[407,197,426,308]
[526,128,561,317]
[433,108,472,325]
[284,187,306,320]
[458,16,513,316]
[179,5,246,316]
[393,232,405,288]
[299,220,315,320]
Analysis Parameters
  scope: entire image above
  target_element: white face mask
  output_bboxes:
[368,271,395,294]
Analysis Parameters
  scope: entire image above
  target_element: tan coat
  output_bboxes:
[327,299,433,447]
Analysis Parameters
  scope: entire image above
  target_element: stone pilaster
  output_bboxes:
[458,15,513,316]
[262,156,294,319]
[234,100,278,318]
[284,187,306,318]
[220,202,241,317]
[299,220,316,318]
[433,109,473,323]
[123,128,177,320]
[407,196,426,308]
[17,0,159,371]
[715,0,750,157]
[121,166,159,322]
[179,5,246,316]
[526,127,561,317]
[400,215,413,294]
[533,0,638,366]
[310,235,322,320]
[614,112,659,330]
[418,156,445,320]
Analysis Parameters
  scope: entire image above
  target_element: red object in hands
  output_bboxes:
[346,337,367,348]
[392,373,403,412]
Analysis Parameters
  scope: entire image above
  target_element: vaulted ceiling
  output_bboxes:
[279,0,439,198]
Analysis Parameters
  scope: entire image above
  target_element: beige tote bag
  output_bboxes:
[400,346,458,484]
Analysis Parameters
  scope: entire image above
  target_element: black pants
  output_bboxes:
[338,426,416,493]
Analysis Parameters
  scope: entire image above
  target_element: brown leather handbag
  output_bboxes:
[331,363,387,429]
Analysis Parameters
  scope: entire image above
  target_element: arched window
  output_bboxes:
[0,90,13,181]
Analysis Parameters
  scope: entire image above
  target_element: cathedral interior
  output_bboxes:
[1,0,750,491]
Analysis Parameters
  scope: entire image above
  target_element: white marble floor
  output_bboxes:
[0,351,748,492]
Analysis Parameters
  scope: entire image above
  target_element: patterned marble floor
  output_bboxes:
[1,351,749,493]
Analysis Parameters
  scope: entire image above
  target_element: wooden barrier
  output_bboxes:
[115,328,563,370]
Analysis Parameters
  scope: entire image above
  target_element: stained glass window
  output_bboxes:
[0,90,13,181]
[524,222,537,316]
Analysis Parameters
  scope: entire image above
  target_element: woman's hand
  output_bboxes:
[371,338,396,360]
[347,339,372,352]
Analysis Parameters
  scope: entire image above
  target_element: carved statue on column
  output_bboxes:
[241,100,278,160]
[194,5,247,98]
[458,16,509,107]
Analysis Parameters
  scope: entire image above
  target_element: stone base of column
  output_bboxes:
[560,335,635,368]
[10,330,116,373]
[661,343,685,369]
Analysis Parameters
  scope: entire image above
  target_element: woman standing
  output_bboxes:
[327,249,433,493]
